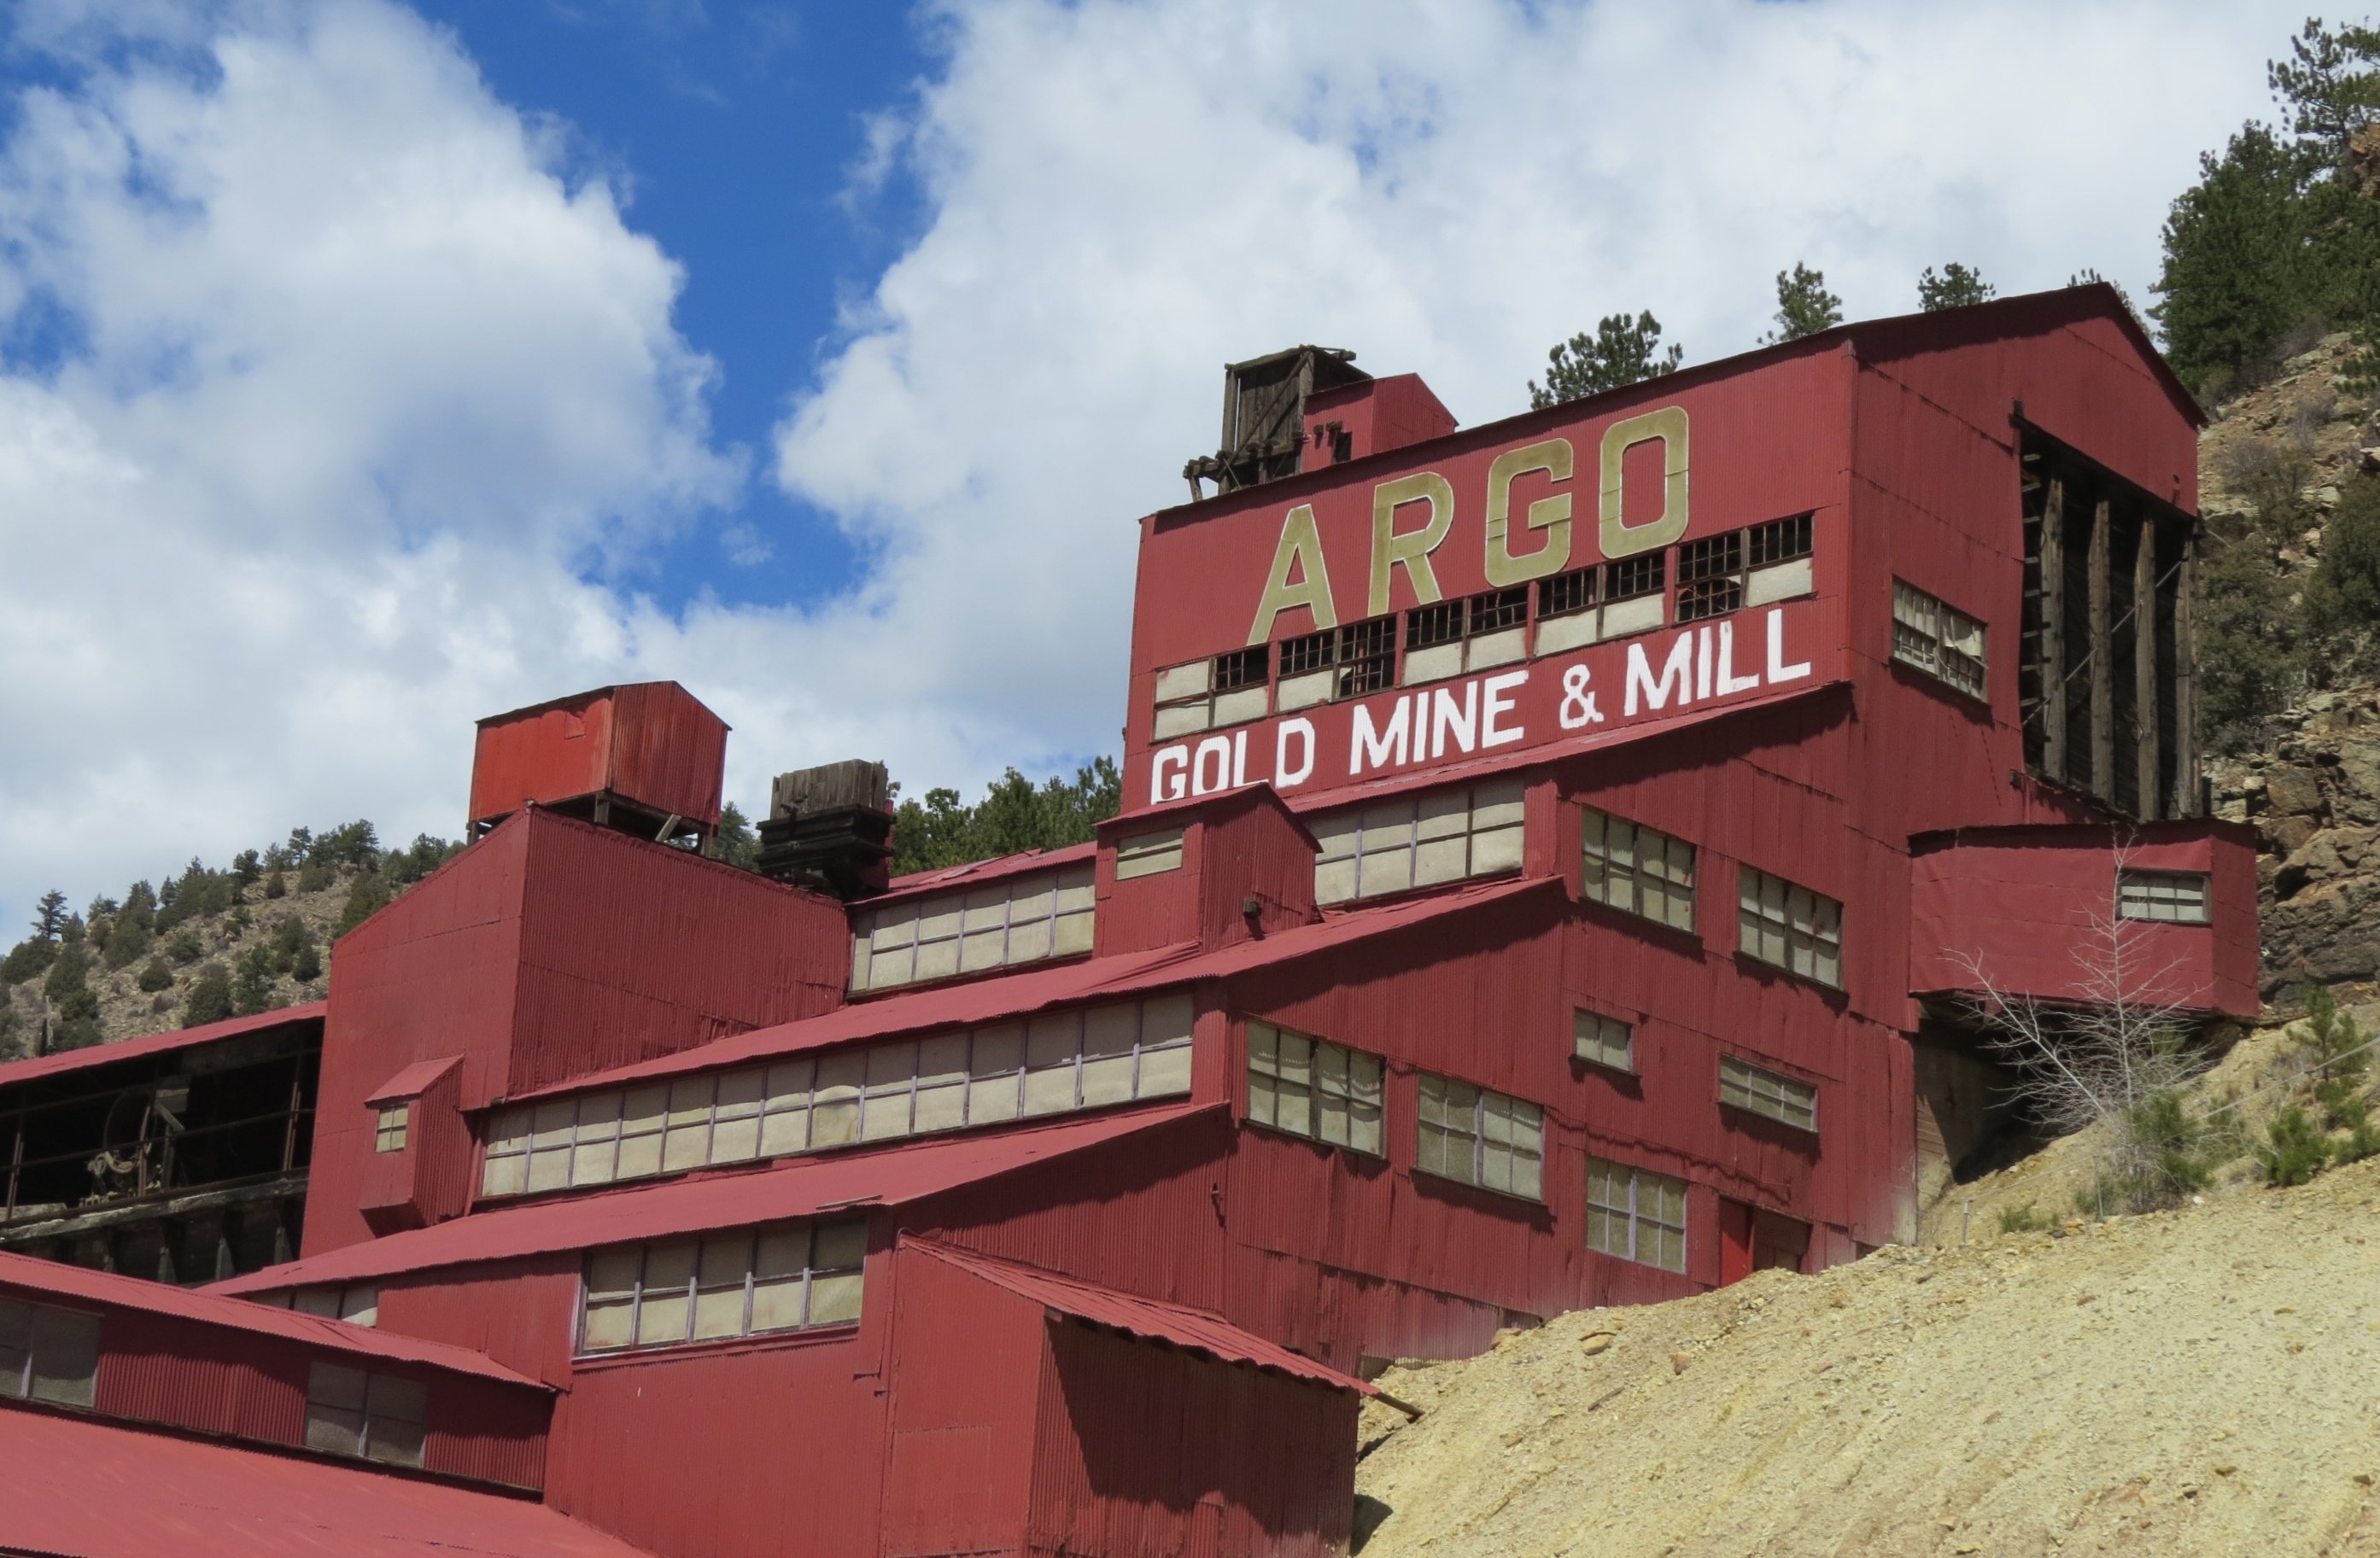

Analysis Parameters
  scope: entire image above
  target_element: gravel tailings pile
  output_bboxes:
[1355,1158,2380,1557]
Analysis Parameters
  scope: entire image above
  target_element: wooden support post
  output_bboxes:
[2040,479,2067,782]
[2136,520,2161,817]
[2089,498,2114,799]
[281,1067,302,1175]
[2175,535,2201,815]
[4,1127,20,1222]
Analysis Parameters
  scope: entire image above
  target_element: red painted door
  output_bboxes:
[1719,1202,1810,1284]
[1717,1199,1755,1287]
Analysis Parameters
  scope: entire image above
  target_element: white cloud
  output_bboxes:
[0,0,2310,933]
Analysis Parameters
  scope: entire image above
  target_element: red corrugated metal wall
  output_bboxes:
[468,682,728,830]
[1025,1318,1358,1558]
[880,1243,1045,1557]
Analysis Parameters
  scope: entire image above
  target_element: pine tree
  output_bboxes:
[890,759,1122,875]
[1760,264,1843,343]
[29,890,67,942]
[2152,123,2320,396]
[711,803,763,870]
[181,966,233,1028]
[1526,312,1684,409]
[232,943,278,1018]
[1917,262,1996,312]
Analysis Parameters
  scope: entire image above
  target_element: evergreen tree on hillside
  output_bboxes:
[891,759,1122,876]
[181,965,232,1028]
[1917,262,1996,312]
[1760,264,1843,343]
[30,890,67,942]
[1526,312,1684,409]
[2154,125,2321,395]
[711,803,763,870]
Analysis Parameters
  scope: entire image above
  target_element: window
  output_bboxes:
[578,1221,866,1355]
[851,862,1095,992]
[1245,1023,1383,1155]
[1275,616,1399,709]
[304,1362,426,1467]
[259,1285,379,1328]
[1586,1157,1687,1274]
[1114,828,1184,880]
[0,1296,99,1409]
[1719,1054,1818,1132]
[1311,780,1525,906]
[1675,516,1816,626]
[1151,646,1272,738]
[373,1103,410,1153]
[1401,587,1530,685]
[1415,1074,1544,1200]
[2118,869,2211,925]
[1534,555,1667,655]
[1736,867,1842,987]
[1573,1010,1634,1073]
[482,995,1195,1199]
[1578,806,1695,931]
[1892,579,1986,699]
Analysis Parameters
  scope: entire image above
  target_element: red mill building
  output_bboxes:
[0,287,2257,1556]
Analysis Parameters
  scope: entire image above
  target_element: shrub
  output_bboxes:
[336,875,391,937]
[2259,1105,2333,1186]
[296,857,335,895]
[43,942,97,1024]
[135,959,173,994]
[163,930,202,966]
[0,937,54,986]
[261,867,286,900]
[1996,1202,2047,1234]
[291,941,322,983]
[231,944,277,1018]
[52,1018,102,1052]
[181,966,233,1028]
[2119,1089,2215,1210]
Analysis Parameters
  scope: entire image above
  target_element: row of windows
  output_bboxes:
[1246,1023,1385,1155]
[253,1283,381,1328]
[305,1361,427,1468]
[1152,516,1816,737]
[580,1222,865,1355]
[1579,804,1845,989]
[851,861,1096,993]
[0,1295,97,1409]
[1311,779,1524,906]
[481,997,1195,1199]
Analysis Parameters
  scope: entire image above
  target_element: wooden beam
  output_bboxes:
[2040,478,2067,782]
[2089,497,2115,800]
[2174,534,2201,814]
[2136,519,2161,817]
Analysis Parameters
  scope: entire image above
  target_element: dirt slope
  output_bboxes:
[1354,1154,2380,1558]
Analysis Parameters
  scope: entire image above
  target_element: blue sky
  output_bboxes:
[0,0,2309,928]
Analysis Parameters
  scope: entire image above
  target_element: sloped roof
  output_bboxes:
[880,840,1097,901]
[512,874,1553,1102]
[213,1104,1216,1295]
[0,1002,325,1092]
[0,1250,541,1390]
[366,1055,463,1106]
[906,1237,1371,1396]
[0,1403,649,1557]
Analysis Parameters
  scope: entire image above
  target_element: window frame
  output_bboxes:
[373,1101,411,1154]
[1577,805,1697,932]
[304,1360,428,1468]
[2116,868,2212,925]
[1244,1021,1385,1157]
[0,1296,100,1409]
[1151,645,1274,738]
[575,1220,868,1358]
[1890,578,1988,700]
[849,862,1096,993]
[1585,1155,1689,1274]
[1311,779,1527,907]
[1734,865,1844,989]
[1413,1072,1545,1202]
[1573,1009,1635,1074]
[1718,1053,1819,1132]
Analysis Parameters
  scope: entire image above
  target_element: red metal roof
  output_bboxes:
[514,875,1552,1102]
[367,1055,463,1106]
[213,1105,1213,1295]
[0,1002,325,1090]
[905,1237,1373,1396]
[0,1250,541,1390]
[880,839,1097,901]
[0,1402,649,1557]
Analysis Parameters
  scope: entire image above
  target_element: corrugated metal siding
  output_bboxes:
[1025,1317,1358,1558]
[609,681,732,829]
[880,1242,1044,1558]
[468,682,729,830]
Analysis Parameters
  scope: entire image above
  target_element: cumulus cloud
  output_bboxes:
[0,0,2306,931]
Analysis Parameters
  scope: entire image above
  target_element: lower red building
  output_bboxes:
[0,289,2257,1555]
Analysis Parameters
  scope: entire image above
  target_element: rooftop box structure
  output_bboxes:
[468,682,728,847]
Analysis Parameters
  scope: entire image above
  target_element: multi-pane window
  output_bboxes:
[305,1362,427,1467]
[1891,579,1987,699]
[850,862,1095,992]
[0,1296,99,1409]
[1415,1074,1544,1200]
[1151,645,1272,738]
[1585,1157,1688,1274]
[578,1222,865,1355]
[253,1285,380,1328]
[1719,1054,1818,1132]
[1245,1022,1384,1155]
[1276,616,1400,710]
[374,1103,410,1153]
[1675,516,1816,625]
[1573,1010,1634,1073]
[1534,554,1668,655]
[1114,827,1184,879]
[1401,587,1530,685]
[482,995,1195,1199]
[1578,806,1696,931]
[1311,780,1525,906]
[1736,867,1843,987]
[2117,869,2211,925]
